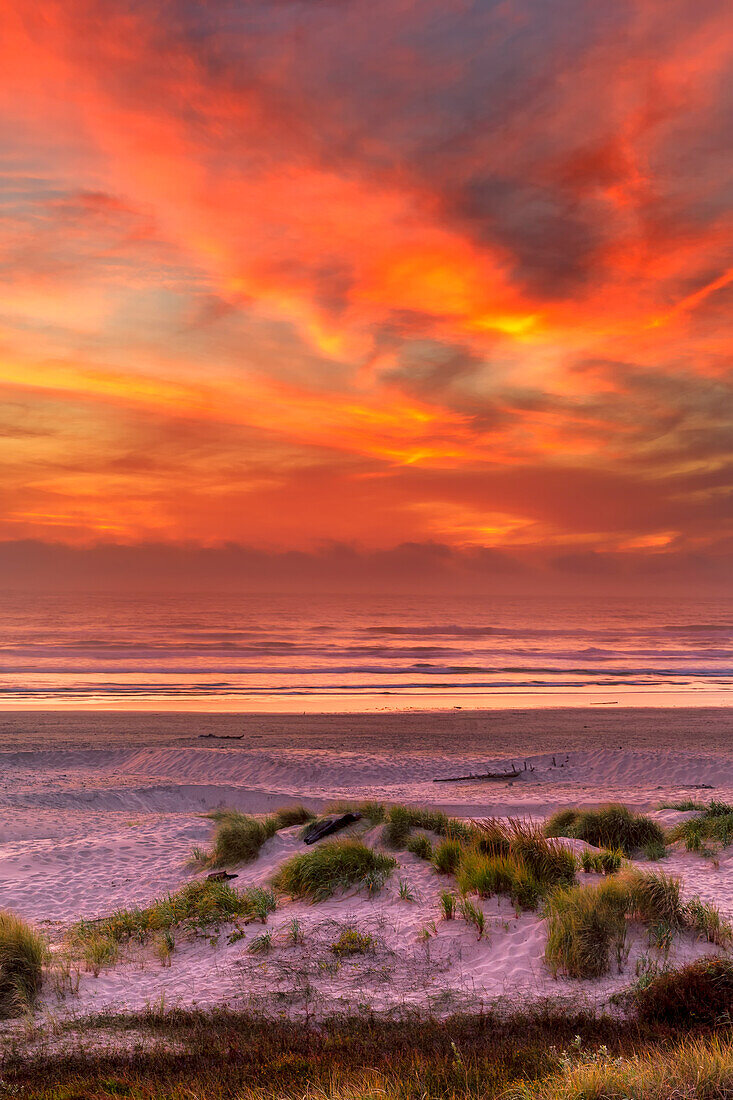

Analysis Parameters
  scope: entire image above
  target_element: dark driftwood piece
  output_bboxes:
[303,811,362,845]
[434,762,531,783]
[207,870,239,881]
[199,734,244,740]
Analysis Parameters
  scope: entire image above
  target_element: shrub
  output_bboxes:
[631,956,733,1026]
[433,838,463,874]
[0,910,47,1017]
[331,928,375,956]
[545,879,629,979]
[544,804,664,856]
[272,840,396,901]
[406,834,433,860]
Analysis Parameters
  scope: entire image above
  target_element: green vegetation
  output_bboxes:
[331,928,375,956]
[433,837,463,874]
[439,889,458,920]
[198,805,315,867]
[70,880,277,965]
[453,820,577,912]
[668,801,733,854]
[326,799,387,825]
[545,869,731,979]
[459,897,486,939]
[579,847,624,875]
[0,910,47,1018]
[544,804,665,856]
[272,839,397,901]
[406,833,433,860]
[545,878,629,979]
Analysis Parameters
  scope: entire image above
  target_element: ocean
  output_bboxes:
[0,592,730,711]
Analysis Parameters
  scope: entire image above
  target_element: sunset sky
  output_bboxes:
[2,0,732,589]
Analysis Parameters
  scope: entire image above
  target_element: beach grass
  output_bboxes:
[544,804,665,856]
[69,880,277,963]
[272,839,397,901]
[0,910,48,1018]
[545,869,731,978]
[667,802,733,853]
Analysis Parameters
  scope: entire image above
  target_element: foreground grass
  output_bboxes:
[0,910,47,1018]
[513,1034,733,1099]
[8,1006,733,1100]
[0,1005,700,1100]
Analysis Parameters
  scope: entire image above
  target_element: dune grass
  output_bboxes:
[579,847,624,874]
[201,804,315,867]
[70,880,277,964]
[433,837,463,874]
[667,801,733,853]
[272,839,397,901]
[545,868,731,978]
[454,820,577,911]
[544,804,665,856]
[0,910,47,1018]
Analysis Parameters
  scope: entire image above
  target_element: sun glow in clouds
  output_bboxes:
[0,0,730,585]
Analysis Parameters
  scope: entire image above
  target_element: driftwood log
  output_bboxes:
[434,761,533,783]
[302,811,362,845]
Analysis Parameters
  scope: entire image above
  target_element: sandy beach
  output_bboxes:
[0,707,730,1027]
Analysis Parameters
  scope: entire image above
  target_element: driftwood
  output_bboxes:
[207,870,238,881]
[303,811,362,845]
[199,734,244,740]
[434,761,533,783]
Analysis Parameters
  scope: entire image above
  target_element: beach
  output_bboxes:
[0,706,731,1025]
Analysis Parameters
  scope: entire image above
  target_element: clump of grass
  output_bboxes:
[579,848,624,874]
[71,880,276,957]
[0,910,48,1017]
[544,804,665,857]
[82,933,119,976]
[643,838,667,861]
[383,805,415,848]
[248,931,272,954]
[331,928,375,956]
[272,805,315,828]
[629,956,733,1026]
[546,869,731,979]
[272,840,396,902]
[398,878,416,901]
[545,878,629,979]
[433,838,463,874]
[457,852,541,910]
[658,798,707,811]
[406,833,433,860]
[459,898,486,940]
[669,801,733,854]
[382,803,470,848]
[208,811,278,866]
[512,1035,733,1100]
[439,890,457,920]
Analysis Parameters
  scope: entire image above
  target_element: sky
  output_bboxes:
[1,0,732,591]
